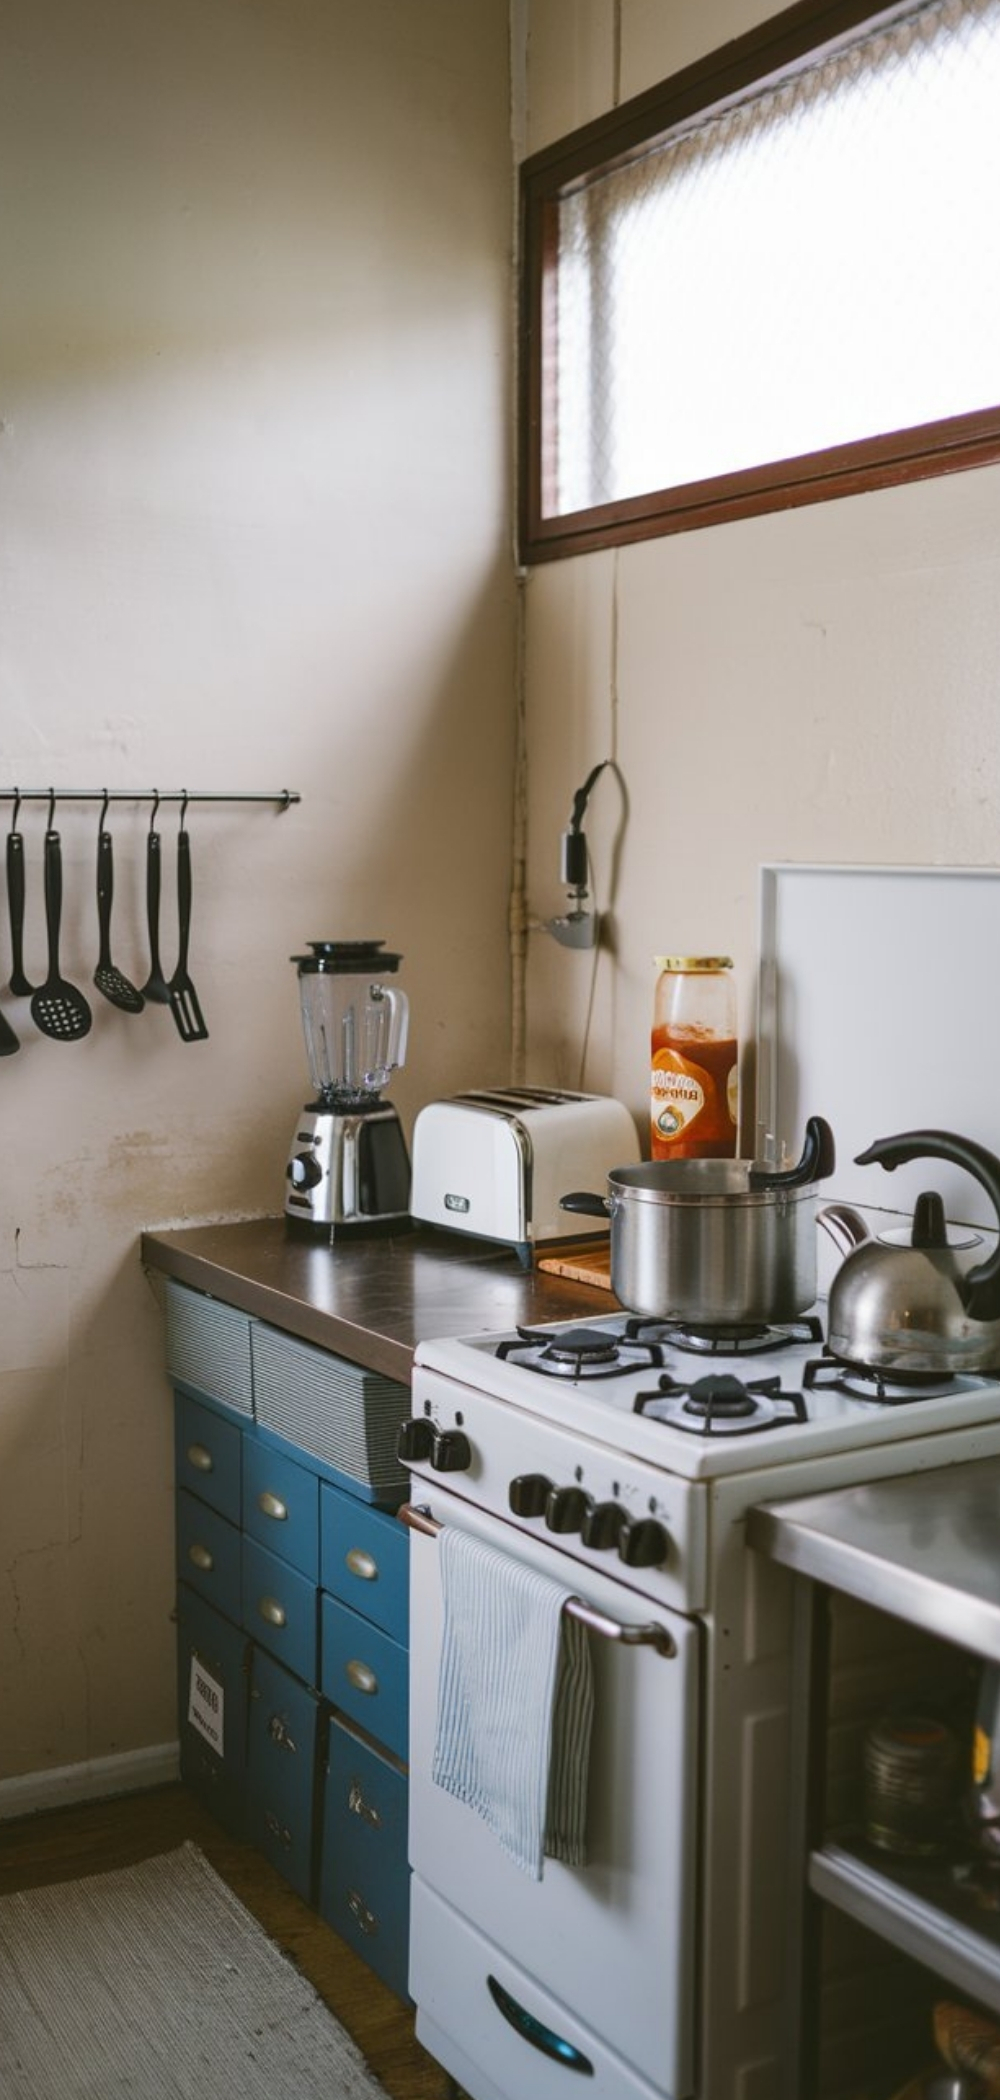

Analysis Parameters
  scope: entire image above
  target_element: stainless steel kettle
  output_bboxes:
[819,1128,1000,1374]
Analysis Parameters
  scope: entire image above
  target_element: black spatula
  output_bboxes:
[168,822,208,1042]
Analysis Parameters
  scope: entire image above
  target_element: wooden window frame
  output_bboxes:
[518,0,1000,565]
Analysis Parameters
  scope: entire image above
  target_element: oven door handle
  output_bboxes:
[397,1502,677,1659]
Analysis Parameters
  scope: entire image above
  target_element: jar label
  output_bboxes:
[651,1050,706,1141]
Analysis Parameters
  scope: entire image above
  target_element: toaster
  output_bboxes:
[409,1086,640,1263]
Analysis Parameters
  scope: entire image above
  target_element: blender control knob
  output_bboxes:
[287,1152,322,1190]
[581,1500,627,1551]
[397,1417,436,1463]
[545,1485,593,1534]
[431,1428,472,1473]
[618,1517,669,1569]
[509,1473,554,1518]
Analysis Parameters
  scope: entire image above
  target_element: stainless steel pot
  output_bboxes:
[819,1128,1000,1374]
[561,1115,835,1324]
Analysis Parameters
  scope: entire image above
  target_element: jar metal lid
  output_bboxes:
[654,955,733,972]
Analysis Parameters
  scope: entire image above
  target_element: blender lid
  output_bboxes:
[291,940,403,973]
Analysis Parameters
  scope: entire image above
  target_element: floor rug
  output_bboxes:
[0,1841,392,2099]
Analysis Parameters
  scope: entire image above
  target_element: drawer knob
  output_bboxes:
[345,1659,378,1696]
[348,1779,383,1828]
[186,1443,214,1473]
[258,1596,287,1629]
[267,1714,297,1754]
[257,1491,288,1522]
[264,1809,293,1848]
[187,1542,214,1572]
[345,1547,378,1582]
[347,1888,379,1937]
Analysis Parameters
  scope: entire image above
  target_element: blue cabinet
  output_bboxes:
[164,1280,411,1996]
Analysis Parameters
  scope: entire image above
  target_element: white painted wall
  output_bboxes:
[0,0,513,1788]
[520,0,1000,1157]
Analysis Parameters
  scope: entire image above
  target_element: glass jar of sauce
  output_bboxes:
[650,956,738,1159]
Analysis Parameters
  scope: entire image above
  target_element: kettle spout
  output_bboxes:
[817,1203,872,1258]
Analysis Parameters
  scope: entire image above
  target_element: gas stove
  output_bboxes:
[413,1309,1000,1483]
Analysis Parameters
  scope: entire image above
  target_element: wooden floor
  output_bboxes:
[0,1781,457,2100]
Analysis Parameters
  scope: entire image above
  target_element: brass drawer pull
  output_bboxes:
[267,1714,297,1754]
[345,1547,378,1582]
[257,1490,288,1522]
[346,1888,379,1937]
[264,1809,293,1848]
[258,1596,287,1629]
[348,1779,383,1828]
[186,1443,214,1473]
[187,1542,214,1573]
[345,1659,378,1696]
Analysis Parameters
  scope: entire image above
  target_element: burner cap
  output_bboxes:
[682,1373,759,1419]
[536,1326,622,1368]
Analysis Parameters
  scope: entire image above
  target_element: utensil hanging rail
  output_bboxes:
[0,790,299,808]
[397,1502,677,1657]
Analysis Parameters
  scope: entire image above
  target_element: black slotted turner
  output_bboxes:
[31,828,92,1042]
[168,817,208,1042]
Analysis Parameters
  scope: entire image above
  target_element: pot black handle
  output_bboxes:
[855,1128,1000,1321]
[748,1115,836,1191]
[560,1191,612,1218]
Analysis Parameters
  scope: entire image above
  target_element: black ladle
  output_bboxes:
[7,791,34,998]
[30,799,92,1043]
[141,795,171,1005]
[93,795,144,1015]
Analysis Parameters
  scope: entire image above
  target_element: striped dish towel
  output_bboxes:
[432,1526,594,1881]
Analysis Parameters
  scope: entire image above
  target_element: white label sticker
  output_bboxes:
[188,1654,224,1757]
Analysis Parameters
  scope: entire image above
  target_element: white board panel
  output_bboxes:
[756,864,1000,1231]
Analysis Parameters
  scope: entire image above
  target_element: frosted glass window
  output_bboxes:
[520,0,1000,559]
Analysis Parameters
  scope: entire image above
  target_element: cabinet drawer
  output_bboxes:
[166,1279,253,1417]
[242,1535,318,1683]
[320,1483,408,1640]
[243,1436,319,1581]
[250,1322,408,1504]
[175,1391,242,1524]
[320,1594,408,1762]
[175,1584,248,1832]
[176,1490,241,1623]
[246,1646,321,1902]
[320,1719,409,2000]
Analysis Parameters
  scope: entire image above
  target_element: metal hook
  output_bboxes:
[11,789,21,831]
[98,788,110,835]
[179,789,189,829]
[47,788,56,831]
[149,791,160,834]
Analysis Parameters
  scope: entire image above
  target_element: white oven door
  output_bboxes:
[407,1486,700,2100]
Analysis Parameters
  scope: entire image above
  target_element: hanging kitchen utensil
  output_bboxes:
[140,794,171,1005]
[0,1002,18,1056]
[168,796,208,1042]
[92,793,144,1014]
[818,1127,1000,1374]
[6,790,34,997]
[30,797,92,1042]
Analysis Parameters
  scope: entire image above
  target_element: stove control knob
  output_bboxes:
[397,1417,436,1463]
[581,1500,627,1552]
[618,1517,669,1569]
[508,1473,553,1519]
[545,1485,593,1534]
[287,1151,322,1189]
[431,1428,472,1473]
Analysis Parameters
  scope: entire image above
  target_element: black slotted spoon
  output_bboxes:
[93,802,144,1014]
[168,799,208,1042]
[31,815,93,1042]
[140,796,171,1005]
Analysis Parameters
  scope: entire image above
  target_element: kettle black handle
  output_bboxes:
[560,1191,612,1218]
[748,1115,836,1192]
[855,1128,1000,1321]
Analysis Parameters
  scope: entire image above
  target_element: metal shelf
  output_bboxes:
[810,1835,1000,2018]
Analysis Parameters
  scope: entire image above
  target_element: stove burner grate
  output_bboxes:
[625,1313,824,1357]
[496,1324,667,1381]
[804,1355,968,1405]
[633,1370,809,1436]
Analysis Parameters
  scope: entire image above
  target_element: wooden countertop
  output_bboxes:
[141,1217,617,1383]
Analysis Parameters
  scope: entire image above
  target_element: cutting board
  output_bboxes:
[536,1241,617,1293]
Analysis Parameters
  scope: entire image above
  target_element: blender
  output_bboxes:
[284,940,411,1236]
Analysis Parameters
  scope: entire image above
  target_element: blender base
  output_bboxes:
[284,1101,411,1233]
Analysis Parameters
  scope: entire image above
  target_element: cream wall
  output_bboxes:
[0,0,513,1795]
[520,1,1000,1147]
